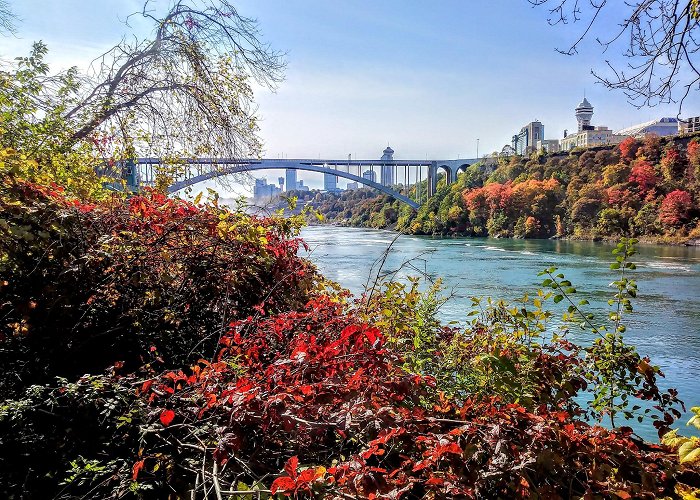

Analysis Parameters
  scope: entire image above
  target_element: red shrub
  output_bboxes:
[659,190,693,226]
[629,159,659,193]
[619,136,639,163]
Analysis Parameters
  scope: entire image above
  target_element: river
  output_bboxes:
[300,225,700,441]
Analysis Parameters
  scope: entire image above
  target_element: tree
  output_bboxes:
[0,0,15,34]
[659,189,693,226]
[529,0,700,111]
[619,137,639,164]
[629,159,659,193]
[2,0,284,163]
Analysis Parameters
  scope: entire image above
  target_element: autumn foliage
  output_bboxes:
[0,173,316,395]
[660,189,693,226]
[2,171,699,498]
[314,135,700,242]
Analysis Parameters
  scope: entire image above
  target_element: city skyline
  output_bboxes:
[3,0,698,193]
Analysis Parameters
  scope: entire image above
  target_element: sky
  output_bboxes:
[2,0,699,194]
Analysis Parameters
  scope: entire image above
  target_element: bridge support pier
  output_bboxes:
[427,162,438,199]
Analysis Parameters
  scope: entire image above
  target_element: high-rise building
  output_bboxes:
[380,146,395,186]
[324,172,338,192]
[512,121,544,155]
[362,169,377,183]
[253,178,281,200]
[285,168,297,192]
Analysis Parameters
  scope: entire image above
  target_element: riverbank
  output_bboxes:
[297,135,700,245]
[300,225,700,442]
[307,217,700,246]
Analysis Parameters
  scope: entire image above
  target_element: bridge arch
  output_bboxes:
[167,162,420,209]
[436,165,453,185]
[455,163,472,175]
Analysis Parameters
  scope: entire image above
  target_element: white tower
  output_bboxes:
[575,97,594,132]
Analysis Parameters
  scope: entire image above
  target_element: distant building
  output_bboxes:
[536,139,560,153]
[363,169,377,183]
[278,177,285,189]
[323,171,339,192]
[285,169,297,193]
[346,182,359,190]
[575,97,594,132]
[559,97,624,151]
[380,146,395,186]
[560,126,624,151]
[615,117,679,138]
[253,178,281,199]
[512,121,544,155]
[296,180,310,192]
[679,116,700,135]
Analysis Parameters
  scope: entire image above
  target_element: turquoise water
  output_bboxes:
[300,226,700,441]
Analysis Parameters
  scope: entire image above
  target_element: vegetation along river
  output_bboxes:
[300,225,700,442]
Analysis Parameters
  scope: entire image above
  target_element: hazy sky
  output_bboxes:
[3,0,698,192]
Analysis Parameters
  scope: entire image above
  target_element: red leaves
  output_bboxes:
[132,459,145,480]
[619,136,639,163]
[270,456,325,495]
[270,476,296,495]
[629,159,658,193]
[284,456,299,479]
[135,289,679,499]
[159,409,175,426]
[659,189,693,226]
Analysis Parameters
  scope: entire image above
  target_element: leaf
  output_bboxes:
[425,477,445,486]
[132,459,145,480]
[270,476,296,494]
[284,456,299,479]
[679,440,700,464]
[193,191,203,204]
[159,409,175,426]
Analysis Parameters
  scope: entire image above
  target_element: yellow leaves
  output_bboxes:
[688,407,700,430]
[663,429,691,448]
[679,439,700,465]
[663,425,700,465]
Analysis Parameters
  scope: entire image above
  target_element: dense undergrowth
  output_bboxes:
[2,165,700,498]
[309,134,700,243]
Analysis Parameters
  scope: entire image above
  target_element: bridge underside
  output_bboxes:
[133,157,483,208]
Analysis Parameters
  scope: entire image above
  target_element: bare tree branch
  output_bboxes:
[529,0,700,113]
[63,0,285,161]
[0,0,17,35]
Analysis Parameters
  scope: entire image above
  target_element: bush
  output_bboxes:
[2,174,699,499]
[0,174,317,396]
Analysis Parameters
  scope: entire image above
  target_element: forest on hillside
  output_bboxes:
[308,134,700,244]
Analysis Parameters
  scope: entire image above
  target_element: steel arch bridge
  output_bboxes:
[133,157,483,209]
